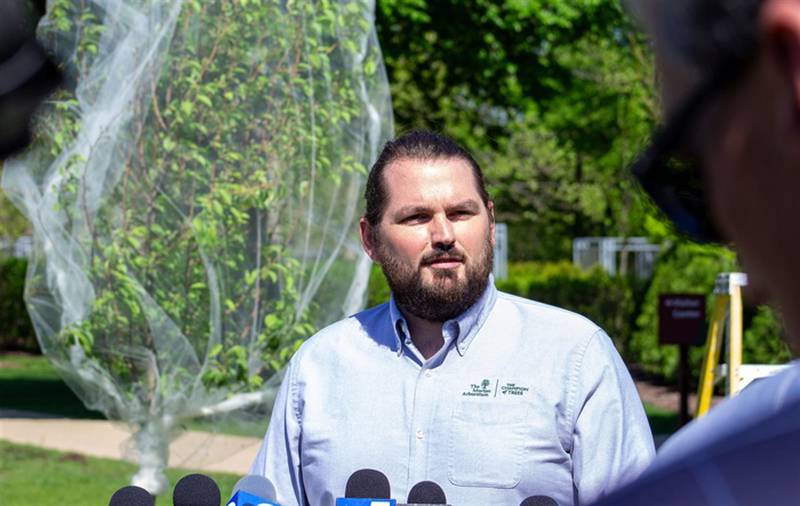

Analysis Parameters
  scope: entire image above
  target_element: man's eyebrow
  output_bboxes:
[393,205,432,217]
[393,200,482,218]
[448,200,482,212]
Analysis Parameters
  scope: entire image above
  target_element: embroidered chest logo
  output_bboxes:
[462,378,494,397]
[461,379,531,398]
[500,382,530,396]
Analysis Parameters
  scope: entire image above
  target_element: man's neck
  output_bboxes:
[403,311,445,360]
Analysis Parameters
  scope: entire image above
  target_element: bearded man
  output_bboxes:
[250,130,654,506]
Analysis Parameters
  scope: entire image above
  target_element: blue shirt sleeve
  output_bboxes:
[569,330,656,504]
[250,359,306,506]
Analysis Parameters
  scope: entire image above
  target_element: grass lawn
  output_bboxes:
[0,440,240,505]
[0,353,270,437]
[644,402,681,435]
[0,353,103,418]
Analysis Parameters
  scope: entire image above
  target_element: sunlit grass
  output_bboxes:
[0,440,240,506]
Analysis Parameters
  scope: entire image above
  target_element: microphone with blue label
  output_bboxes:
[226,475,281,506]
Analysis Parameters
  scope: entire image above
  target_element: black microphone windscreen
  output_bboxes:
[344,469,391,499]
[108,485,154,506]
[172,473,221,506]
[230,474,278,501]
[520,496,559,506]
[407,481,447,504]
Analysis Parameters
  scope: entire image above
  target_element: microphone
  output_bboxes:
[108,485,154,506]
[520,496,559,506]
[226,475,280,506]
[336,469,396,506]
[403,481,449,505]
[173,473,221,506]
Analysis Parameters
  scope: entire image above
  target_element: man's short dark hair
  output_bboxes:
[363,130,490,226]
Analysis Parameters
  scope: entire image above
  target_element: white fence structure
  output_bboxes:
[572,237,660,278]
[0,235,32,258]
[493,223,508,280]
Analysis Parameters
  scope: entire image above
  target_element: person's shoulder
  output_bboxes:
[290,301,392,363]
[495,289,602,338]
[593,367,800,506]
[653,361,800,471]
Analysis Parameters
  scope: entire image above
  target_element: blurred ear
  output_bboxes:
[359,217,380,262]
[761,0,800,118]
[487,200,496,247]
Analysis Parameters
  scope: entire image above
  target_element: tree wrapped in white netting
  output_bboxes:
[2,0,392,493]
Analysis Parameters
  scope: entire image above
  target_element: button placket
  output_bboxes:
[408,367,436,487]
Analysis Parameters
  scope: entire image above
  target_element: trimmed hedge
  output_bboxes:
[366,260,635,353]
[497,261,635,353]
[0,256,38,353]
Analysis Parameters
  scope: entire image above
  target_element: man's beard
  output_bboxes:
[376,236,494,322]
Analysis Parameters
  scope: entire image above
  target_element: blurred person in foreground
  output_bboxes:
[251,130,654,506]
[592,1,800,504]
[0,0,61,159]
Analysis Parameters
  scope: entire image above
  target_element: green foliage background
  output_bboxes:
[377,0,657,260]
[0,257,36,352]
[1,0,793,398]
[631,243,792,380]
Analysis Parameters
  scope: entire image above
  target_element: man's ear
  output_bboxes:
[761,0,800,119]
[487,200,496,247]
[359,217,380,262]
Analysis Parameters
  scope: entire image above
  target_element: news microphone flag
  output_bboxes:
[227,475,280,506]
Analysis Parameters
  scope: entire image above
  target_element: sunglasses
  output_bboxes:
[630,52,755,244]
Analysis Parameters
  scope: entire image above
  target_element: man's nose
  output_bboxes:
[429,215,455,251]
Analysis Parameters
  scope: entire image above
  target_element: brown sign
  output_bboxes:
[659,294,706,345]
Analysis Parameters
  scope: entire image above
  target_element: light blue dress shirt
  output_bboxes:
[250,280,655,505]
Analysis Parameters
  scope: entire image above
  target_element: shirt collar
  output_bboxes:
[388,275,497,357]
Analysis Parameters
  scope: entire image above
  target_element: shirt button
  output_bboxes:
[425,371,432,378]
[416,429,424,440]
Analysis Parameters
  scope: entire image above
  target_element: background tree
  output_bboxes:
[377,0,657,260]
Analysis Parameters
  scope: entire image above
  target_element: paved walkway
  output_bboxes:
[0,414,261,475]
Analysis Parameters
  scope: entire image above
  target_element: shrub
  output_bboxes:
[366,259,636,353]
[366,263,391,308]
[630,242,791,380]
[0,257,38,353]
[498,261,635,353]
[744,306,792,365]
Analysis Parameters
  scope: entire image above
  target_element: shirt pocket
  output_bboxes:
[447,399,529,489]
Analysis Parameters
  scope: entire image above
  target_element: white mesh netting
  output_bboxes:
[2,0,392,493]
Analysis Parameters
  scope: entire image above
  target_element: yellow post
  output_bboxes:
[727,273,747,396]
[695,272,749,418]
[696,293,728,418]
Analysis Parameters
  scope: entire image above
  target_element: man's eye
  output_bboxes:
[450,210,473,220]
[403,214,427,223]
